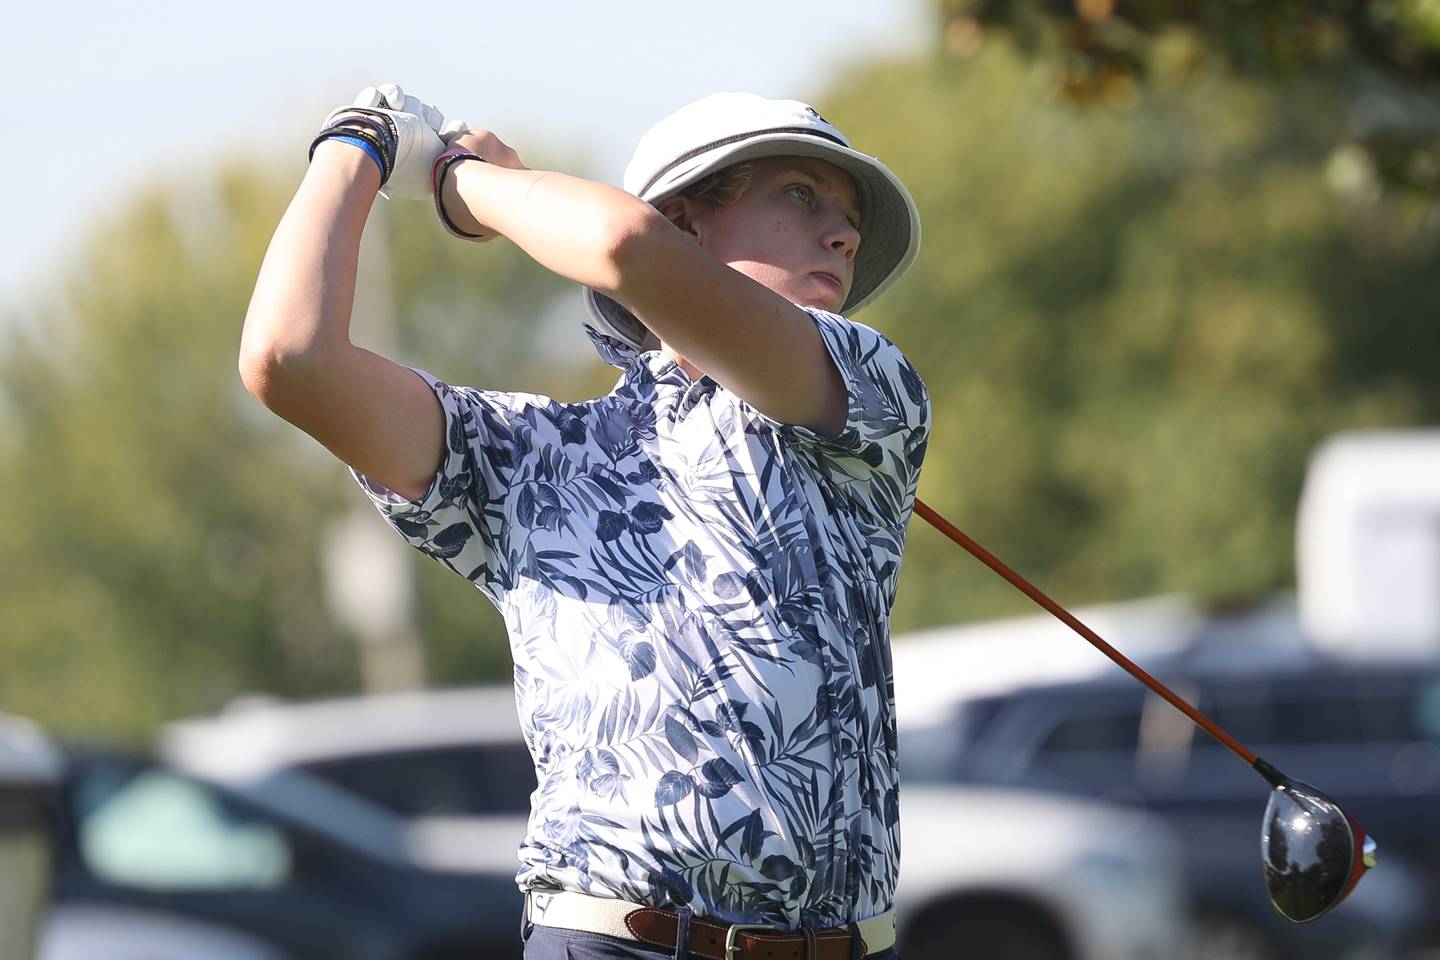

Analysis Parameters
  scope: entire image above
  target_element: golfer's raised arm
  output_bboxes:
[239,141,445,502]
[440,148,848,436]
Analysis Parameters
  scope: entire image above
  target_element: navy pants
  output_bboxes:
[522,921,902,960]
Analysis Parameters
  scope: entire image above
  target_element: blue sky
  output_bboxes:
[5,0,927,309]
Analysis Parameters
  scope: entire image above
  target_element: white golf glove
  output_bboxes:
[312,83,470,201]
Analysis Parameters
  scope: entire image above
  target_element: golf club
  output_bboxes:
[912,497,1377,923]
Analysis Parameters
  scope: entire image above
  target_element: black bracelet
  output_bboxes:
[309,109,400,183]
[331,109,398,160]
[433,150,489,240]
[310,127,393,184]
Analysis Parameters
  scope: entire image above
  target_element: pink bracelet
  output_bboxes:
[432,147,489,240]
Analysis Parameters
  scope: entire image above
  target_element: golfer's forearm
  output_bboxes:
[444,161,661,293]
[240,143,379,395]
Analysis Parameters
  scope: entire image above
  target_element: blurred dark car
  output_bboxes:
[47,747,524,960]
[899,608,1437,960]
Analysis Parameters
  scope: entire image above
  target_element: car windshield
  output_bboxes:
[71,761,291,890]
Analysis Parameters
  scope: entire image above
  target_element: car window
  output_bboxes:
[1036,702,1142,753]
[1351,674,1425,741]
[300,744,537,817]
[1194,672,1440,750]
[1413,678,1440,743]
[73,764,291,890]
[897,724,959,783]
[1015,692,1148,793]
[1199,679,1274,748]
[1278,696,1364,743]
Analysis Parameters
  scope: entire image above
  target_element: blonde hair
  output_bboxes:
[681,163,755,209]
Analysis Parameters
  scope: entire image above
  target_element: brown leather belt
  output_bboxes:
[525,890,896,960]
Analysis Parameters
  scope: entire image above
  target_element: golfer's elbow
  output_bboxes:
[592,203,677,298]
[237,344,286,414]
[237,315,340,413]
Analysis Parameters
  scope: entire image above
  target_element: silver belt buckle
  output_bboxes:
[724,922,775,960]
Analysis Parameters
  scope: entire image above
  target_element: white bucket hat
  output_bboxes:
[583,91,922,359]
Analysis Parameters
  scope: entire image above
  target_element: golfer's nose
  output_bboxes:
[824,212,860,260]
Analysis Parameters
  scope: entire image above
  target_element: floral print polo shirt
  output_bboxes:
[352,307,930,928]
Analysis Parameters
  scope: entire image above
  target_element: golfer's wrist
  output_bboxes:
[309,138,383,194]
[439,156,493,239]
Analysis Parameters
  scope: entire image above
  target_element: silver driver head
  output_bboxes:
[1261,775,1374,923]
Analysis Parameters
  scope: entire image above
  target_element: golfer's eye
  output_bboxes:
[787,184,814,205]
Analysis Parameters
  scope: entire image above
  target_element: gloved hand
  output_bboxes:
[312,83,469,201]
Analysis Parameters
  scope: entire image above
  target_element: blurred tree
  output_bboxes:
[6,41,1438,736]
[0,155,598,738]
[823,38,1440,629]
[934,0,1440,204]
[938,0,1440,80]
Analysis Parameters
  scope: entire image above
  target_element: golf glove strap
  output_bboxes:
[313,83,469,201]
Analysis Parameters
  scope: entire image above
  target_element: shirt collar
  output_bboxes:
[585,324,640,370]
[598,330,718,399]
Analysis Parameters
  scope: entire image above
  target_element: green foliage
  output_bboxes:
[0,157,588,739]
[0,166,346,738]
[934,1,1440,204]
[822,39,1439,629]
[4,39,1438,738]
[938,0,1440,78]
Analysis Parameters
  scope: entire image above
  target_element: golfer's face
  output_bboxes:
[697,157,861,312]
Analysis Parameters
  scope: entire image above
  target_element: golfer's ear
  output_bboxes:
[658,196,702,240]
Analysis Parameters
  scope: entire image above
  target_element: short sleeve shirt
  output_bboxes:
[352,308,930,928]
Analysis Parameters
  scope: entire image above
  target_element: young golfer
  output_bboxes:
[241,85,929,960]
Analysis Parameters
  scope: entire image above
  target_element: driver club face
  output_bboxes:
[1261,775,1376,922]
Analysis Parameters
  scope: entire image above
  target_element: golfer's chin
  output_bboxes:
[804,272,849,313]
[794,298,834,312]
[791,287,847,313]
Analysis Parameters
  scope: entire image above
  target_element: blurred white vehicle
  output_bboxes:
[1297,429,1440,658]
[162,686,1188,960]
[38,905,285,960]
[897,785,1185,960]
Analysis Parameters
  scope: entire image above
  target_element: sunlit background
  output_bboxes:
[4,1,1440,959]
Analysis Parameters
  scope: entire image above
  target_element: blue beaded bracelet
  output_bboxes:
[326,134,386,180]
